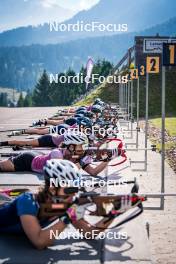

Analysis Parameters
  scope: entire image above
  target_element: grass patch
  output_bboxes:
[74,84,104,106]
[150,117,176,136]
[74,80,118,106]
[154,141,176,152]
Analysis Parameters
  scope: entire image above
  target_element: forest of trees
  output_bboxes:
[32,59,113,106]
[0,16,175,91]
[0,37,127,90]
[0,59,113,107]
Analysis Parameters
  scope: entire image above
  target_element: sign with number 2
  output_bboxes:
[146,57,160,73]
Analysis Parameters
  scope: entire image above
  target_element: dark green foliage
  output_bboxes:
[32,60,113,106]
[0,17,176,90]
[0,93,8,106]
[23,91,33,107]
[17,92,24,107]
[132,68,176,117]
[32,70,52,106]
[0,17,176,91]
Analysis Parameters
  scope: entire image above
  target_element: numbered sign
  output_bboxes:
[163,43,176,66]
[138,65,146,76]
[146,57,160,73]
[129,69,139,80]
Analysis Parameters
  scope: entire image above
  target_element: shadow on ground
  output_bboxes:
[0,227,138,264]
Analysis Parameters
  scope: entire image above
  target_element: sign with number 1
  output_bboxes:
[163,43,176,66]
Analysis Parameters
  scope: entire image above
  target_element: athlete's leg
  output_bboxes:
[46,119,64,126]
[0,152,36,172]
[48,116,64,120]
[38,135,56,147]
[0,159,15,172]
[24,128,49,135]
[4,139,39,147]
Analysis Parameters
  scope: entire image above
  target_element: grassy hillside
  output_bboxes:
[75,67,176,117]
[133,68,176,117]
[75,80,118,106]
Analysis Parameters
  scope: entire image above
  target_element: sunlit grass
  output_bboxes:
[74,83,106,106]
[150,117,176,136]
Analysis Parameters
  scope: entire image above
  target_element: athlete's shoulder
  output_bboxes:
[50,148,63,159]
[16,192,39,217]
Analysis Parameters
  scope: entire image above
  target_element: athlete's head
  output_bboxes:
[41,159,81,201]
[63,130,88,156]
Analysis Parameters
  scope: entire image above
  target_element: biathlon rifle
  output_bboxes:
[39,185,176,229]
[86,138,127,166]
[39,190,145,228]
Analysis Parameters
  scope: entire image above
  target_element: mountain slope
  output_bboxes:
[0,0,176,46]
[0,16,176,90]
[0,0,75,32]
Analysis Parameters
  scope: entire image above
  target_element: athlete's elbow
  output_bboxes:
[34,238,53,250]
[90,170,99,176]
[35,243,46,250]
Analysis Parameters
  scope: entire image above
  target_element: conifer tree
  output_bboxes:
[32,70,52,106]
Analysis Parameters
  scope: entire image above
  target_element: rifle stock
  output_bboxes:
[39,193,146,219]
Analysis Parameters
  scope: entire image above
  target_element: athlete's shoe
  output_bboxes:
[0,141,8,146]
[10,130,22,136]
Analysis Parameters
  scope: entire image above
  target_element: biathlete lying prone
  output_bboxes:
[0,159,114,249]
[0,131,112,176]
[0,110,109,149]
[4,99,115,138]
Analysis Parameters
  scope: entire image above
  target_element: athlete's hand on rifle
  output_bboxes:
[97,147,121,161]
[66,204,88,222]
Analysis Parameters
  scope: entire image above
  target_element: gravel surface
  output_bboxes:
[138,120,176,263]
[140,120,176,173]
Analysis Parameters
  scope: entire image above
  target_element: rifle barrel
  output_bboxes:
[142,193,176,198]
[105,193,176,198]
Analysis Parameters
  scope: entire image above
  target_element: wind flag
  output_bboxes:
[85,58,94,90]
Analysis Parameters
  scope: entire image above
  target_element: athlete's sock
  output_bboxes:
[0,141,8,146]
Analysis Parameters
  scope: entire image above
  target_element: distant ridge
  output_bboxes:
[0,0,176,46]
[0,16,176,90]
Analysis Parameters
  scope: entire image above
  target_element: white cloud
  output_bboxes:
[76,0,99,10]
[40,0,60,8]
[53,0,99,11]
[79,0,92,9]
